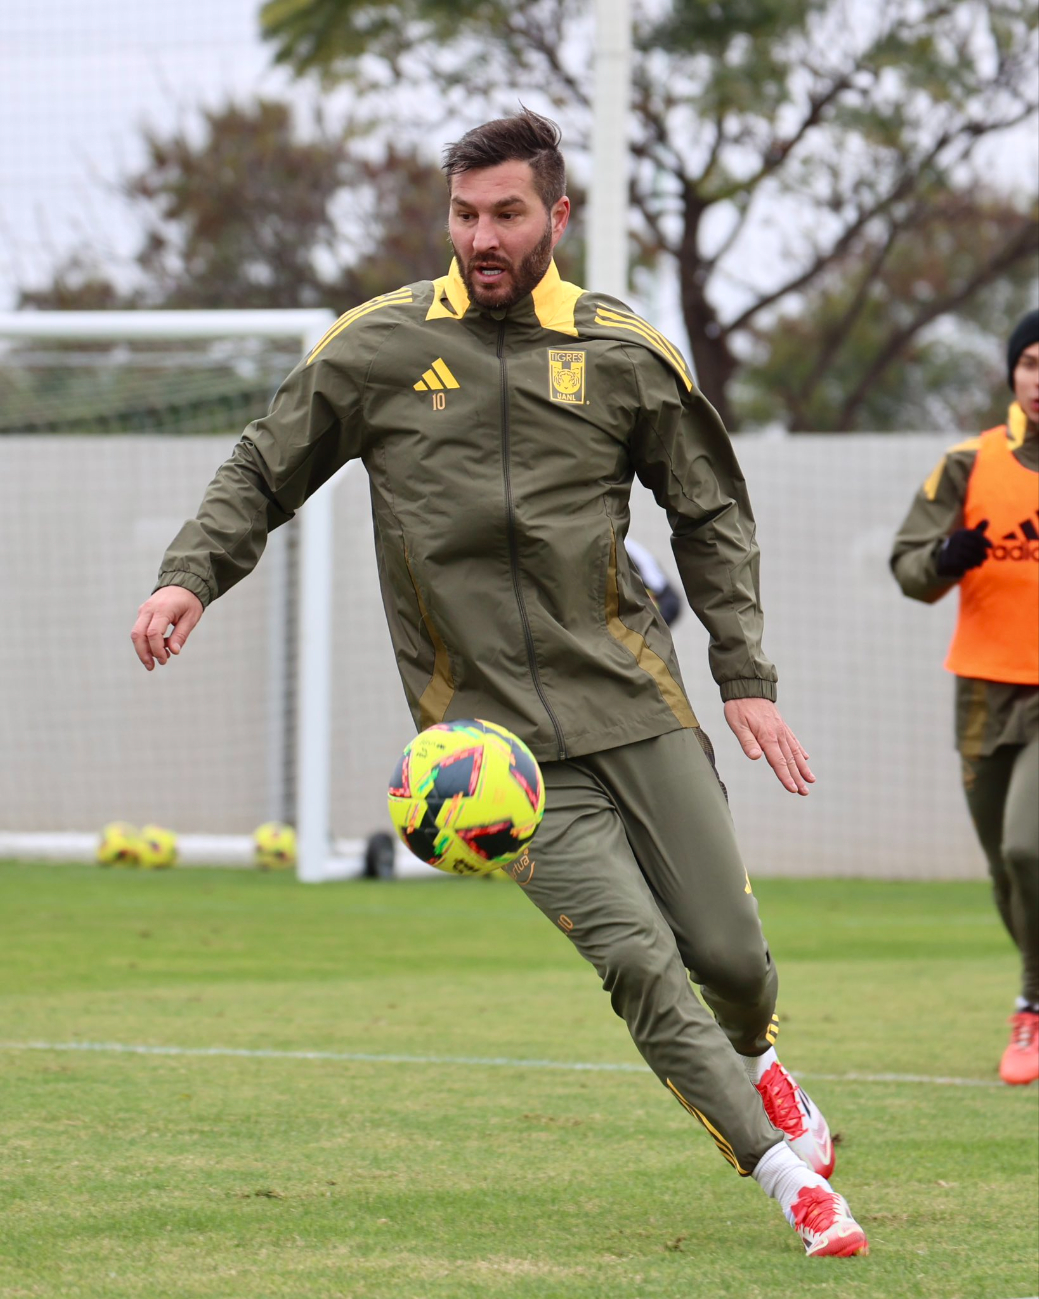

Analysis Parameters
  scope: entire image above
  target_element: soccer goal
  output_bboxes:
[0,308,428,882]
[0,307,984,885]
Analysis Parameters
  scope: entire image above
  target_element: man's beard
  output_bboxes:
[452,219,554,309]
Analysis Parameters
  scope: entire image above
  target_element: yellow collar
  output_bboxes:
[443,259,471,317]
[1008,401,1028,448]
[428,259,583,338]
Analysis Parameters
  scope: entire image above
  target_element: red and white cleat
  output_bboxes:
[756,1061,835,1178]
[999,1012,1039,1086]
[790,1185,869,1257]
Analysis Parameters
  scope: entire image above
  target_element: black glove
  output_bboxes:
[656,583,682,627]
[935,520,991,578]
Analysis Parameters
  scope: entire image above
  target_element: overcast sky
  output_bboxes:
[0,1,302,308]
[1,2,1032,341]
[0,1,694,344]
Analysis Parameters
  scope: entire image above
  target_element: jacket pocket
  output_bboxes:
[402,545,456,728]
[602,521,697,729]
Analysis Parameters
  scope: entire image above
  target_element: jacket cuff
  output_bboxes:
[154,571,214,609]
[720,678,778,704]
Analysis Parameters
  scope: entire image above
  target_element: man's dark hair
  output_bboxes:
[442,108,566,211]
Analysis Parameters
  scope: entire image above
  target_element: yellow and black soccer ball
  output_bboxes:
[253,821,297,871]
[387,720,545,876]
[138,824,178,869]
[96,821,141,867]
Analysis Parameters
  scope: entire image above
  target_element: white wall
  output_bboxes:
[0,432,979,878]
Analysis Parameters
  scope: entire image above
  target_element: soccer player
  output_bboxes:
[891,309,1039,1086]
[131,109,868,1256]
[625,538,682,627]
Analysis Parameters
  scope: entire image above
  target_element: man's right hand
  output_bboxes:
[935,520,991,578]
[131,585,204,670]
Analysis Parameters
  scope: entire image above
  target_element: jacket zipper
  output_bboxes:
[497,320,567,760]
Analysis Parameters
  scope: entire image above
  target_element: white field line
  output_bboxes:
[0,1040,1022,1089]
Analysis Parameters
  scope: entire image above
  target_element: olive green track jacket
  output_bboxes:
[157,261,777,762]
[890,404,1039,756]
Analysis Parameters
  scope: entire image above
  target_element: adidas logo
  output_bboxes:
[413,358,460,392]
[991,513,1039,562]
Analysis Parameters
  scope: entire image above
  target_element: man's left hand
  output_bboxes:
[723,698,815,795]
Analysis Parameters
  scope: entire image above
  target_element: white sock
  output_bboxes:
[753,1141,830,1226]
[1015,996,1039,1014]
[739,1044,777,1086]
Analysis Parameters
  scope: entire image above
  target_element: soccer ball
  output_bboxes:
[387,719,545,876]
[96,822,140,867]
[138,824,177,869]
[253,821,296,871]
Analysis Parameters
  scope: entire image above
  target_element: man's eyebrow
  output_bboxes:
[451,194,529,210]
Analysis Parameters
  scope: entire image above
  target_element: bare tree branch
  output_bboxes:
[723,172,915,335]
[787,214,910,427]
[702,70,859,203]
[836,221,1038,428]
[719,95,1026,338]
[501,9,591,111]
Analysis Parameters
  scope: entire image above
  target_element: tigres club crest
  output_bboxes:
[548,349,586,405]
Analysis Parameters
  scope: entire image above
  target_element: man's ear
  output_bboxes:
[551,196,571,243]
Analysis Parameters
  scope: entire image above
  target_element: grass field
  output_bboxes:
[0,862,1036,1299]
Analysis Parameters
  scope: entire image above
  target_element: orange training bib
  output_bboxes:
[945,425,1039,684]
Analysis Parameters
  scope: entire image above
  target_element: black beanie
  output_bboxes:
[1007,309,1039,390]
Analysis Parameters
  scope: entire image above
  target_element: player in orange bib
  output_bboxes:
[892,309,1039,1086]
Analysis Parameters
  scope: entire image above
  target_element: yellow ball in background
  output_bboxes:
[138,824,178,869]
[253,821,296,871]
[96,822,141,867]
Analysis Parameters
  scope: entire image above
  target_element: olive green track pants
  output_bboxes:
[511,727,783,1175]
[962,736,1039,1005]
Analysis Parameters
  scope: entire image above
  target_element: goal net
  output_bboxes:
[0,309,426,879]
[0,310,982,882]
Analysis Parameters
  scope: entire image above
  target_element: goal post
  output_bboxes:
[0,307,336,877]
[0,306,444,882]
[589,0,631,301]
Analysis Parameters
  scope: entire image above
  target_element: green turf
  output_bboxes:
[0,862,1035,1299]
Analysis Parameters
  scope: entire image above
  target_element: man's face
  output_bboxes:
[448,160,570,309]
[1013,342,1039,429]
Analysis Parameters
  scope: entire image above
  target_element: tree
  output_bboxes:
[17,254,126,312]
[19,99,450,315]
[125,99,449,312]
[127,98,353,309]
[260,0,1039,430]
[8,101,451,434]
[739,191,1039,430]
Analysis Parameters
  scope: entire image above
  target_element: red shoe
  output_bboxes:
[1000,1012,1039,1086]
[756,1061,835,1178]
[790,1185,869,1258]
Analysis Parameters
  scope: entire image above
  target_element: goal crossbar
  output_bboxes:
[0,309,335,343]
